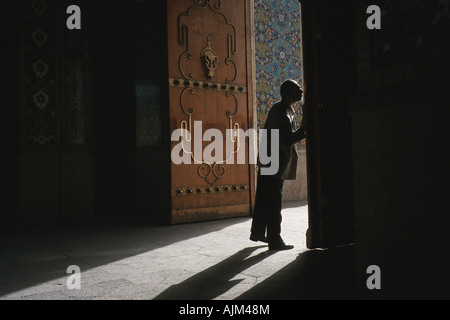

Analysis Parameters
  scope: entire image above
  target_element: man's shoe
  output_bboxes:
[250,234,268,243]
[268,242,294,251]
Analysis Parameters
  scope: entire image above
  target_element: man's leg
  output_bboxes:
[250,173,269,242]
[266,178,294,251]
[266,177,284,244]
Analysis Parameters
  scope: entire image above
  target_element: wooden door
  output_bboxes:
[167,0,255,224]
[302,0,356,248]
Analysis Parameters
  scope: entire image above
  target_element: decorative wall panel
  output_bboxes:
[20,0,90,148]
[254,0,304,142]
[62,0,89,146]
[21,0,57,146]
[135,0,163,147]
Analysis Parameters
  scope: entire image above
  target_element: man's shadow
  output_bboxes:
[154,246,273,300]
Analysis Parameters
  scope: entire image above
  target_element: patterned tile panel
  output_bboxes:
[254,0,304,142]
[21,0,57,146]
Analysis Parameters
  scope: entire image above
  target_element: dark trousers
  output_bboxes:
[250,172,284,243]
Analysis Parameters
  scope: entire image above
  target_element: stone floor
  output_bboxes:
[0,201,356,300]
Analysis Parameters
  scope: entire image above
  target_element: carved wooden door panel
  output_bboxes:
[167,0,254,224]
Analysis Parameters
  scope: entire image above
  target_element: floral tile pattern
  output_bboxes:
[254,0,304,138]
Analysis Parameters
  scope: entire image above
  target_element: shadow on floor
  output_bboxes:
[154,245,272,300]
[0,217,251,297]
[154,244,356,300]
[237,244,356,300]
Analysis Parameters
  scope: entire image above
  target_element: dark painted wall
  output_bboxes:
[349,0,450,298]
[5,0,171,225]
[305,0,450,298]
[2,1,20,226]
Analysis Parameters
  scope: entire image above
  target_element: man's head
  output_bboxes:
[280,80,303,103]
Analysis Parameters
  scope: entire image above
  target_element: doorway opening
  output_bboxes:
[253,0,307,227]
[253,0,308,245]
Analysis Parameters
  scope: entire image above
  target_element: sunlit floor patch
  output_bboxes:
[0,201,308,300]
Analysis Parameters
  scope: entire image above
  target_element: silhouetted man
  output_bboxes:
[250,80,306,251]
